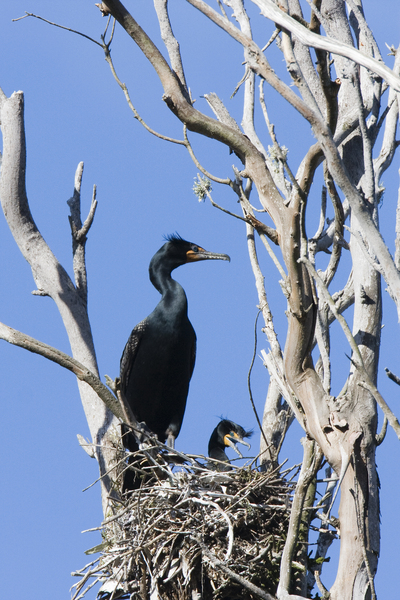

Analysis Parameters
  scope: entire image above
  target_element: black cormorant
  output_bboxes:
[120,234,230,452]
[208,419,252,470]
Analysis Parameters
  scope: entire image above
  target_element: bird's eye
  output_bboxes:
[192,246,199,252]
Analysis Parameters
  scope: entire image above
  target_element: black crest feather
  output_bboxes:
[163,232,188,244]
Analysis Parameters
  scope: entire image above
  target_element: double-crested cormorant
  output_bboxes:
[208,419,252,470]
[120,234,230,452]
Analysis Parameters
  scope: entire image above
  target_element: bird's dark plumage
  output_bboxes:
[208,419,252,471]
[120,235,230,454]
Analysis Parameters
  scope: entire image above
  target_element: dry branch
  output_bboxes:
[300,257,400,440]
[0,321,124,421]
[251,0,400,91]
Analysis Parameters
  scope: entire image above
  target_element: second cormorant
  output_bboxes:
[208,419,252,470]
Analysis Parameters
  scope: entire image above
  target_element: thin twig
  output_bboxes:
[104,46,186,145]
[314,568,330,599]
[77,186,98,241]
[259,233,287,280]
[183,127,232,185]
[13,12,103,46]
[261,27,280,52]
[248,307,272,450]
[204,189,249,223]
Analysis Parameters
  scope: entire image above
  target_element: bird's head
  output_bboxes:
[162,233,230,268]
[210,419,253,459]
[149,234,230,294]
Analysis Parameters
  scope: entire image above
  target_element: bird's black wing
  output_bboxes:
[120,318,147,396]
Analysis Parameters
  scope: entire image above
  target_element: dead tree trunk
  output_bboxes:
[0,91,119,513]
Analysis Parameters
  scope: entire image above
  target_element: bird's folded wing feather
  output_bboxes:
[120,319,147,393]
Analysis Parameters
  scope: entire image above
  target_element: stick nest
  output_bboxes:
[73,446,293,600]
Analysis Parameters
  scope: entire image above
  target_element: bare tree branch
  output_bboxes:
[0,322,123,421]
[301,257,400,439]
[385,368,400,387]
[67,162,98,306]
[13,12,103,47]
[153,0,189,95]
[181,0,400,316]
[251,0,400,91]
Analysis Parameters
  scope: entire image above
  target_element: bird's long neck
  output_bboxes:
[149,261,188,314]
[208,429,228,461]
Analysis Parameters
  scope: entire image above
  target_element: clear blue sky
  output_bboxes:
[1,2,399,598]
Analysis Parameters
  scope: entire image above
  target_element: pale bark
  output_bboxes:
[251,0,400,90]
[94,2,398,597]
[0,91,119,513]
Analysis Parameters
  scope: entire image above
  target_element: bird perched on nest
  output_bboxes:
[119,234,230,457]
[208,419,252,471]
